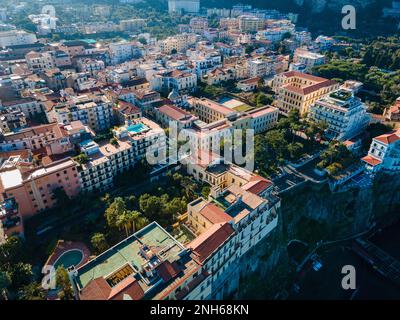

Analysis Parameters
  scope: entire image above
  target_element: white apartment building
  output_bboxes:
[151,69,197,93]
[0,30,37,48]
[76,58,105,77]
[238,15,265,32]
[46,93,114,132]
[309,89,370,141]
[168,0,200,14]
[247,59,273,78]
[159,33,197,54]
[78,118,166,192]
[1,97,42,118]
[292,48,325,73]
[25,51,56,74]
[109,42,140,65]
[248,106,279,134]
[191,52,222,79]
[362,129,400,174]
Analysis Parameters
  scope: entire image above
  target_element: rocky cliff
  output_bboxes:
[235,173,400,299]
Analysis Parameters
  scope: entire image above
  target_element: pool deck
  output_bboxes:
[45,240,90,270]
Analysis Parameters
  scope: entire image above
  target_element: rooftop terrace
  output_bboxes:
[75,222,186,291]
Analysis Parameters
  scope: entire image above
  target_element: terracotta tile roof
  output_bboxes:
[243,176,273,195]
[281,70,328,82]
[109,278,144,300]
[374,130,400,145]
[80,276,145,300]
[283,79,337,95]
[158,104,195,122]
[239,77,260,85]
[117,100,141,115]
[188,222,235,264]
[200,203,232,224]
[361,155,382,167]
[164,70,193,78]
[80,277,112,300]
[0,149,31,160]
[156,261,181,282]
[175,270,209,300]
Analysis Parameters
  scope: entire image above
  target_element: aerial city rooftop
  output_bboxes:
[0,0,399,302]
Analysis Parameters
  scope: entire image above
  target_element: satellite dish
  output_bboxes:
[42,5,56,18]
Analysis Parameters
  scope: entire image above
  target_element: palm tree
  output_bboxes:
[117,210,148,237]
[91,233,109,254]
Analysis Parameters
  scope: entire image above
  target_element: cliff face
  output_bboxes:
[235,173,400,299]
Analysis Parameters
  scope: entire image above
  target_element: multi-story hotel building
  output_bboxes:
[362,129,400,174]
[151,70,197,94]
[0,30,37,48]
[159,33,197,54]
[0,122,73,155]
[46,93,114,132]
[238,15,265,32]
[309,89,370,141]
[189,97,238,124]
[25,51,56,74]
[0,158,81,218]
[272,71,339,115]
[168,0,200,14]
[70,157,280,300]
[292,48,325,73]
[77,117,165,193]
[1,97,43,118]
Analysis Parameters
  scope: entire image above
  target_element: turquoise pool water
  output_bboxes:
[54,249,83,269]
[218,96,233,104]
[127,123,149,133]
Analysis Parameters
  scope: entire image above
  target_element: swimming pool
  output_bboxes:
[127,123,149,134]
[54,249,84,269]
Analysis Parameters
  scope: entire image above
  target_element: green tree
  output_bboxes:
[117,210,138,236]
[56,267,74,300]
[163,197,186,218]
[18,282,46,300]
[139,194,163,220]
[73,153,89,164]
[201,186,211,199]
[287,142,304,160]
[100,193,112,206]
[9,262,33,291]
[91,233,109,254]
[105,197,127,228]
[0,271,11,300]
[0,236,24,268]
